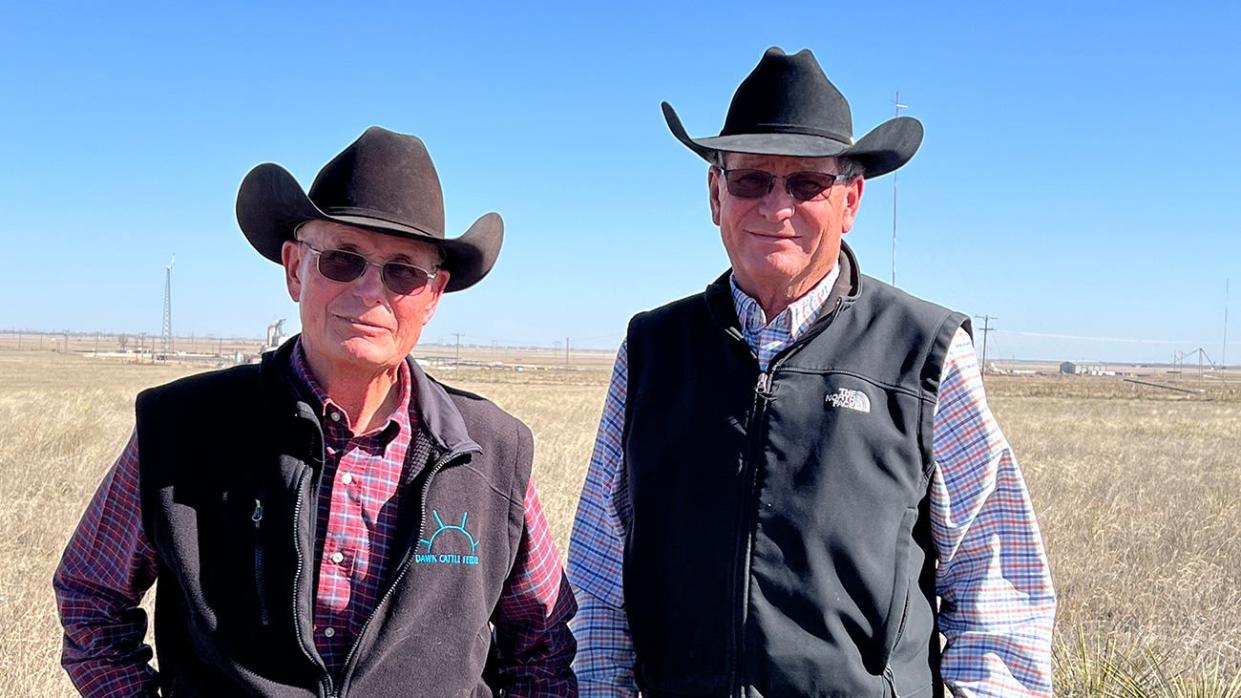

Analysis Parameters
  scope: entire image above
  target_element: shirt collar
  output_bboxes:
[729,263,841,340]
[289,338,412,442]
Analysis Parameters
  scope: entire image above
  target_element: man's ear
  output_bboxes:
[708,167,723,226]
[281,240,304,302]
[840,177,865,234]
[420,271,451,326]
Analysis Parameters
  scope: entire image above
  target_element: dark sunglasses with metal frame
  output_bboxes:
[298,241,438,296]
[716,167,849,202]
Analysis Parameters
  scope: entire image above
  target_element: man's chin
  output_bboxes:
[737,260,805,287]
[330,338,400,369]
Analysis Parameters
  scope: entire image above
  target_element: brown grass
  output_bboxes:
[2,348,1238,696]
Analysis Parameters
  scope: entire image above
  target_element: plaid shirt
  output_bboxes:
[568,271,1057,698]
[54,342,575,697]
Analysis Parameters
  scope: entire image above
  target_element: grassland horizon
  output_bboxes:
[2,348,1238,697]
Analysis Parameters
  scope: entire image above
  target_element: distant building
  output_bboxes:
[1060,361,1116,377]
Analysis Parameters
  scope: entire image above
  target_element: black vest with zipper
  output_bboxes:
[623,247,969,698]
[135,338,537,697]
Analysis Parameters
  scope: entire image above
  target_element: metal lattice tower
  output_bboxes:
[161,256,175,357]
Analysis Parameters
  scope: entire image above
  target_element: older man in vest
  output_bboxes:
[54,127,577,697]
[569,48,1055,697]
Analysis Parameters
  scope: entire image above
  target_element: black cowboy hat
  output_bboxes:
[663,47,923,178]
[236,126,502,292]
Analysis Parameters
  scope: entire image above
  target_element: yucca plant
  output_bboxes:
[1054,629,1241,698]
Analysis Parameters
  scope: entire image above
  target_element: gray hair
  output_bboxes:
[833,156,864,180]
[292,219,448,269]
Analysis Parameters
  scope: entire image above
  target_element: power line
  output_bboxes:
[995,329,1241,346]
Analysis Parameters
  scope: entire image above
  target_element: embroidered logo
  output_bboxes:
[825,387,871,414]
[415,511,480,566]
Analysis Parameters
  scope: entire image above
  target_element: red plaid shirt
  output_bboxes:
[54,343,575,696]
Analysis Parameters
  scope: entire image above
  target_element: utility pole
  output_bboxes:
[565,336,570,367]
[1224,279,1230,369]
[891,92,908,286]
[452,333,464,364]
[974,315,997,375]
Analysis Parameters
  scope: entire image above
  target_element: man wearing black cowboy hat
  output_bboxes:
[54,127,578,697]
[568,48,1055,697]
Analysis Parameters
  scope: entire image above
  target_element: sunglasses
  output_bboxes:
[299,241,438,296]
[718,168,848,202]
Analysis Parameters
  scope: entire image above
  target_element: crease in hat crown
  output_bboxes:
[661,46,923,179]
[235,125,504,293]
[308,127,444,239]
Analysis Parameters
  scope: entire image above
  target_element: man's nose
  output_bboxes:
[757,183,796,221]
[350,263,387,302]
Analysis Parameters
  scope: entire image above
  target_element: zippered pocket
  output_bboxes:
[252,498,271,626]
[882,507,918,661]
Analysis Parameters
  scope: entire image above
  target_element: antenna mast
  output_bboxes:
[891,92,908,286]
[161,256,175,358]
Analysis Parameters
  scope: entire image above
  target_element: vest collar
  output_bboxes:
[705,241,862,335]
[260,336,481,457]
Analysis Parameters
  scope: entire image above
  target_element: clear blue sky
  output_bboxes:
[1,1,1238,363]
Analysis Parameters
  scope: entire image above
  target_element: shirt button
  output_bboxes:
[330,411,341,422]
[341,473,353,485]
[324,627,335,638]
[331,551,344,564]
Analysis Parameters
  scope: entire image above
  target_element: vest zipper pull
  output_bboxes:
[252,498,271,626]
[756,371,772,395]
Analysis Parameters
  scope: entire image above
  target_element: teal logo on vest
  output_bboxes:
[415,511,481,566]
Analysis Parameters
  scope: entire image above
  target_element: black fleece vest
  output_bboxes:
[623,250,968,698]
[135,339,539,697]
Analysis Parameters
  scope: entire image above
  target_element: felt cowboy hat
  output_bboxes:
[662,47,923,178]
[236,126,502,292]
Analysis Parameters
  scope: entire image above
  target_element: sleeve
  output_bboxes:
[567,342,638,697]
[52,430,162,697]
[930,328,1057,697]
[491,477,579,697]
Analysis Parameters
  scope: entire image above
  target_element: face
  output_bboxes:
[709,152,864,297]
[281,220,450,378]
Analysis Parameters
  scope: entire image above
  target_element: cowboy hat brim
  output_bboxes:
[236,163,502,292]
[662,102,923,179]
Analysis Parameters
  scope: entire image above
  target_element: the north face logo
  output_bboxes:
[826,387,871,414]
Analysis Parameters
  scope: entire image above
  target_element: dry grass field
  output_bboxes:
[1,349,1238,696]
